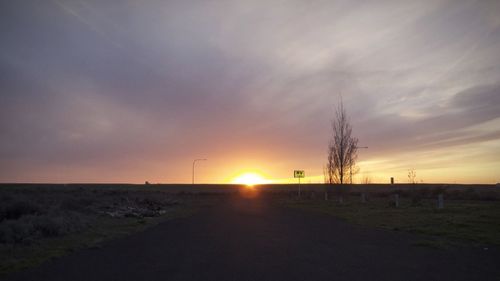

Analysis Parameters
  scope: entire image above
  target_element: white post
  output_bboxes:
[438,193,444,209]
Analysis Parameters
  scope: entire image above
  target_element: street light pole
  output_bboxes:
[351,146,368,184]
[192,158,207,184]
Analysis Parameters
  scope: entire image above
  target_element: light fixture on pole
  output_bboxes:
[192,158,207,184]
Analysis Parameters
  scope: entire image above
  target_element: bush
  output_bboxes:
[0,219,35,244]
[59,197,94,212]
[32,216,62,237]
[0,212,90,244]
[0,200,41,221]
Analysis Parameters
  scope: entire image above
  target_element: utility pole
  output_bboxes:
[192,159,207,184]
[350,146,368,184]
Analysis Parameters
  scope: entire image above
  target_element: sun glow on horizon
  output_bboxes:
[232,172,269,186]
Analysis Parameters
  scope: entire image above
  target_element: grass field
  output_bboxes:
[283,194,500,248]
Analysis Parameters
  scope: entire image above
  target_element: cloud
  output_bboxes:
[0,0,499,183]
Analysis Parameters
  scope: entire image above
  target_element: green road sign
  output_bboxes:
[294,170,305,178]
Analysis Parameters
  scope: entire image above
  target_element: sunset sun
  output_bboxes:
[232,172,268,186]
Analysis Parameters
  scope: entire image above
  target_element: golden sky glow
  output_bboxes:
[231,172,269,186]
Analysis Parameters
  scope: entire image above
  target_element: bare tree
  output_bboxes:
[408,168,417,184]
[326,100,359,185]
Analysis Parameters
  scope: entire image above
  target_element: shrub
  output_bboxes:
[32,216,62,237]
[0,211,91,244]
[59,197,94,212]
[1,200,41,221]
[0,219,35,244]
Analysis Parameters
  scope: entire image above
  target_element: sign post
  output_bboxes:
[294,170,305,198]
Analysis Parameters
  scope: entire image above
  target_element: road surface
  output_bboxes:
[5,195,499,281]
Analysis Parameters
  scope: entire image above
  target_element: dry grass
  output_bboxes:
[283,193,500,247]
[0,185,195,275]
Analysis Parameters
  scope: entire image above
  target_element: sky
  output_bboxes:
[1,0,499,184]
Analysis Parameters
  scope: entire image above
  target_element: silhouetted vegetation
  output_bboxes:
[0,187,182,245]
[326,99,359,185]
[408,168,417,184]
[0,185,195,275]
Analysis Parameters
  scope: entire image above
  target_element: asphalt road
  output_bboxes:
[5,195,500,281]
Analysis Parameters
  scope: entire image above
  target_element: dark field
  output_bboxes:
[1,183,499,280]
[0,184,194,275]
